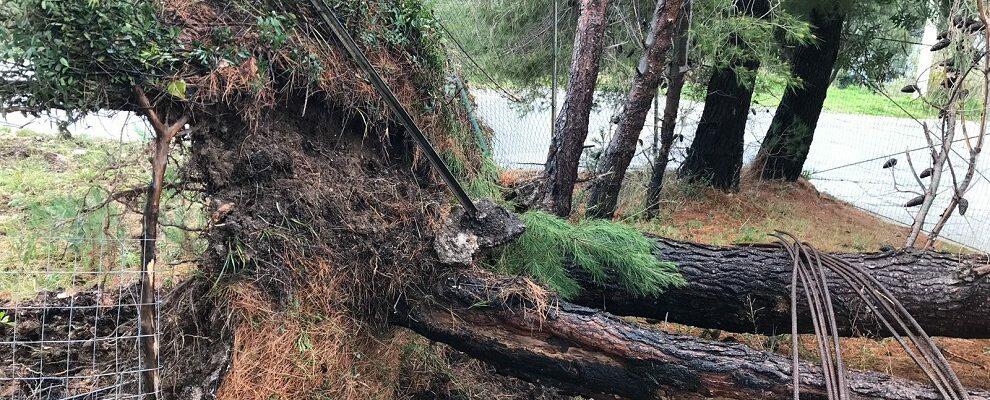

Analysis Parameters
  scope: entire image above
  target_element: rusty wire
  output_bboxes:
[776,233,847,400]
[773,232,969,400]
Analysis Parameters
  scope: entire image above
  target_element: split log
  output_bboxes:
[571,236,990,338]
[399,270,990,400]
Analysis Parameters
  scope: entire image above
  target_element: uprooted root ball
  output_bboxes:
[158,96,505,399]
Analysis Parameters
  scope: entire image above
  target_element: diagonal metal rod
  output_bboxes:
[309,0,478,217]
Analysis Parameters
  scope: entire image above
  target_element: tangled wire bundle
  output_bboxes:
[775,232,969,400]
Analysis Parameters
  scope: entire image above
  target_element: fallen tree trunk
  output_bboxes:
[399,270,990,400]
[571,236,990,338]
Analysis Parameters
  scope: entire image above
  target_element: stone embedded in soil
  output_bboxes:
[435,199,525,265]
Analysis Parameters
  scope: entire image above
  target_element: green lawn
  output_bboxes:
[750,82,936,118]
[680,77,939,119]
[821,85,935,117]
[0,128,204,298]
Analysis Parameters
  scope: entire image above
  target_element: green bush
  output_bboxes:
[0,0,180,114]
[492,211,684,299]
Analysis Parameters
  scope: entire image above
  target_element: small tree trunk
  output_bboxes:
[752,10,845,181]
[923,14,990,248]
[906,109,957,247]
[133,86,189,399]
[533,0,610,217]
[644,0,692,217]
[584,0,683,219]
[679,0,769,191]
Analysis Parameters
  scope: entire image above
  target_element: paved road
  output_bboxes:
[3,92,987,251]
[474,89,990,251]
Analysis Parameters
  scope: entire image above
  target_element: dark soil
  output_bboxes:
[187,99,444,313]
[0,286,143,399]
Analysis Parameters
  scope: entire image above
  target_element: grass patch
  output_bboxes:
[0,128,205,297]
[821,85,935,117]
[491,211,684,299]
[748,81,935,118]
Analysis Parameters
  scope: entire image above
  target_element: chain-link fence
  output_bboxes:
[435,0,990,252]
[0,238,158,399]
[470,86,990,251]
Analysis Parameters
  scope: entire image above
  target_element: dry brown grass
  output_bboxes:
[497,167,964,253]
[632,173,958,252]
[216,287,554,400]
[653,321,990,390]
[213,255,553,400]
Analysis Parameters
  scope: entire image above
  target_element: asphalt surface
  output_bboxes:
[3,91,987,251]
[474,89,990,251]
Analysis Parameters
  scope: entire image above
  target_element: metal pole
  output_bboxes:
[310,0,478,217]
[551,0,559,134]
[652,88,660,159]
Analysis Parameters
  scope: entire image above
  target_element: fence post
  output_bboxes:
[453,73,491,157]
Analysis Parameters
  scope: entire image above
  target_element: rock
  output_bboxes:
[434,199,525,265]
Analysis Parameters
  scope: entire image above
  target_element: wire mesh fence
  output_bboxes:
[0,238,158,399]
[470,86,990,251]
[435,0,990,252]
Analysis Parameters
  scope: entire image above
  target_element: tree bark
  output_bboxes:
[585,0,683,219]
[133,86,190,399]
[571,236,990,338]
[533,0,610,217]
[678,60,759,190]
[644,0,692,218]
[752,10,846,181]
[679,0,769,191]
[399,270,990,400]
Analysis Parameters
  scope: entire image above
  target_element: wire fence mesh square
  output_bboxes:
[1,237,158,399]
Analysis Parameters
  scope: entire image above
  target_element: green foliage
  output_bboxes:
[492,211,684,299]
[0,0,451,118]
[691,0,810,86]
[435,0,815,106]
[832,0,934,85]
[433,0,577,90]
[0,0,180,114]
[0,128,205,296]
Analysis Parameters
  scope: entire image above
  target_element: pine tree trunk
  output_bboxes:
[678,60,759,190]
[533,0,610,217]
[584,0,683,219]
[679,0,769,191]
[753,10,845,181]
[399,270,990,400]
[569,236,990,338]
[644,0,692,217]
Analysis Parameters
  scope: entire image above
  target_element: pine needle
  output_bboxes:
[492,211,684,299]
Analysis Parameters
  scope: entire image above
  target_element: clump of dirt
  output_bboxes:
[0,286,142,399]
